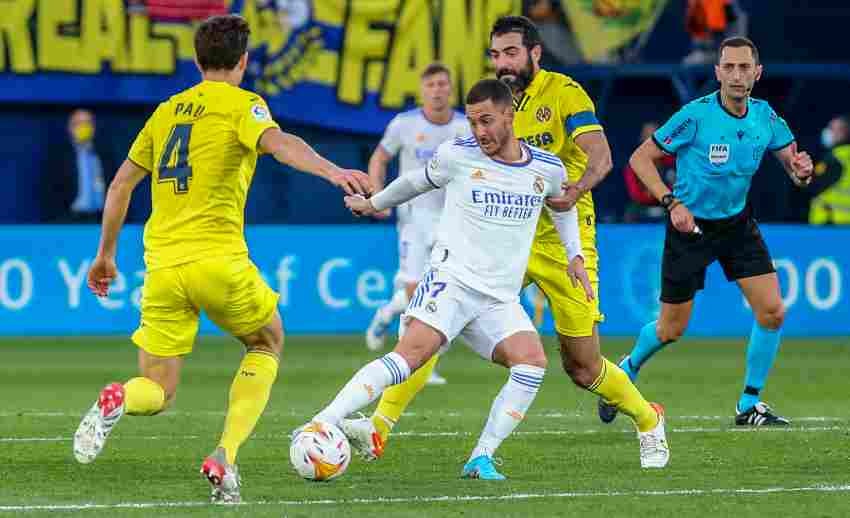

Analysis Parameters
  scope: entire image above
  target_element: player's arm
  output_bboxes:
[259,128,371,195]
[546,170,594,300]
[367,145,394,218]
[88,159,149,297]
[346,143,451,216]
[547,83,611,210]
[572,130,613,194]
[368,117,403,218]
[368,145,393,190]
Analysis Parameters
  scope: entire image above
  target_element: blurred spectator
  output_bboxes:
[132,0,227,22]
[526,0,583,65]
[683,0,748,64]
[50,110,113,223]
[809,115,850,225]
[623,121,676,222]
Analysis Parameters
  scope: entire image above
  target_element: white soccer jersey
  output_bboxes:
[379,109,470,224]
[423,138,568,302]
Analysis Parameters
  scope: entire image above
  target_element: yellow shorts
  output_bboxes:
[524,239,604,337]
[132,255,279,357]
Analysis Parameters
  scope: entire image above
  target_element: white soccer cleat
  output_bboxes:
[365,311,389,351]
[73,382,126,464]
[200,448,241,504]
[426,370,448,385]
[340,415,384,461]
[638,403,669,469]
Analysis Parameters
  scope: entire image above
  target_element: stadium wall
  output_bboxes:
[0,225,845,337]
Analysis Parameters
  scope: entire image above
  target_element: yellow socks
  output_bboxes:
[371,354,439,443]
[123,377,166,416]
[588,357,658,432]
[218,351,279,465]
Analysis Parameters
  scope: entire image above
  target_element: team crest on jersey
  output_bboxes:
[416,133,426,143]
[471,169,486,180]
[533,176,545,194]
[251,104,271,121]
[535,106,552,123]
[426,301,438,313]
[709,143,730,165]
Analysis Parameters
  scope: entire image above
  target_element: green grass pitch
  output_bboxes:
[1,335,848,517]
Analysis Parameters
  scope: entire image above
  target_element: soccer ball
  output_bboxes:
[289,421,351,481]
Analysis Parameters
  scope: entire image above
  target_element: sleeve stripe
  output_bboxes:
[531,153,563,167]
[769,139,795,152]
[651,134,674,155]
[424,166,440,189]
[565,111,599,135]
[127,157,152,173]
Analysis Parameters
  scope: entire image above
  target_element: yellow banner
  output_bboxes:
[562,0,669,61]
[0,0,521,133]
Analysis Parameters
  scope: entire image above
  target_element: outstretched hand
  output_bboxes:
[329,169,373,196]
[345,194,377,217]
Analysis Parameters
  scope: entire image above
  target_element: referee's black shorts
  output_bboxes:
[661,207,775,304]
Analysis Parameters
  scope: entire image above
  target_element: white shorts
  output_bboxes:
[395,220,436,286]
[403,269,537,361]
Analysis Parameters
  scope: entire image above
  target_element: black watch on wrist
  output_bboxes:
[660,193,677,211]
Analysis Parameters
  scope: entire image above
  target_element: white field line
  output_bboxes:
[1,411,846,422]
[1,484,849,512]
[2,425,846,443]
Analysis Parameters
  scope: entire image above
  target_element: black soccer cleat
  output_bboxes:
[734,401,790,426]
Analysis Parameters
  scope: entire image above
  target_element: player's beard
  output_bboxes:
[496,56,534,93]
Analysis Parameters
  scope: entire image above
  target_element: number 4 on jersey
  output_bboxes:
[158,124,193,194]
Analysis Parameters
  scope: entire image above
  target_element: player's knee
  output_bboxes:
[393,322,443,371]
[560,357,597,388]
[244,330,284,358]
[521,349,548,369]
[245,338,282,358]
[756,303,785,330]
[495,341,547,369]
[393,342,430,371]
[242,317,285,357]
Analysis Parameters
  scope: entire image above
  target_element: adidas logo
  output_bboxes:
[471,169,485,180]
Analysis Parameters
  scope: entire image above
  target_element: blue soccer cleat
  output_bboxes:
[461,455,506,480]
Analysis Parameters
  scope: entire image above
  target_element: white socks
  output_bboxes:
[314,352,411,425]
[469,364,544,460]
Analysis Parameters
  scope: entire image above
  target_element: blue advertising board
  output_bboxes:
[0,225,846,337]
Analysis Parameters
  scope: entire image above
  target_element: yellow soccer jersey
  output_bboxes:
[128,80,279,271]
[513,69,603,244]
